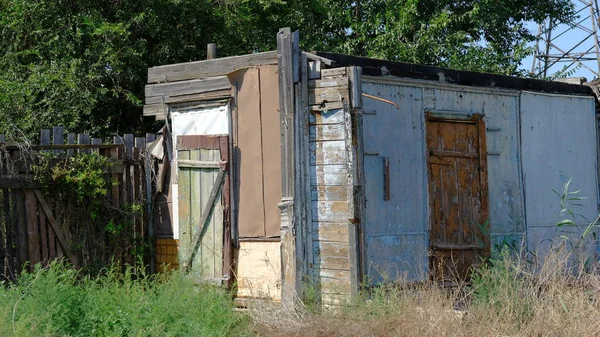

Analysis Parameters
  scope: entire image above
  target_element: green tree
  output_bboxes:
[306,0,575,75]
[0,0,575,141]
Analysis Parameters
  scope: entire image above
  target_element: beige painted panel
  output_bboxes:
[235,241,281,300]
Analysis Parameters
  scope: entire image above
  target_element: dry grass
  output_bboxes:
[250,248,600,337]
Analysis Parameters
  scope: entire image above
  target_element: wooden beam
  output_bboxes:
[33,190,76,265]
[145,76,231,98]
[147,51,278,84]
[207,43,217,60]
[145,89,231,105]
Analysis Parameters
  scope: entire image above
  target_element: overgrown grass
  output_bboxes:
[0,263,255,337]
[254,248,600,337]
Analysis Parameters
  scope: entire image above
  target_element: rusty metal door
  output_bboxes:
[426,113,490,281]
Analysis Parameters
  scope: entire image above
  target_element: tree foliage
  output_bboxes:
[0,0,575,140]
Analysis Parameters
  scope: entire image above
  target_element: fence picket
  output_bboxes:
[0,127,151,278]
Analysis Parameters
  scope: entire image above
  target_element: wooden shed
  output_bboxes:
[144,28,599,305]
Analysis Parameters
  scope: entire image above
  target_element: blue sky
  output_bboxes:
[521,0,599,80]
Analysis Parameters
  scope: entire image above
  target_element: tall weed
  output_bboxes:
[0,263,254,337]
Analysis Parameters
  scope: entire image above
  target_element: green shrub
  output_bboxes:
[0,263,255,337]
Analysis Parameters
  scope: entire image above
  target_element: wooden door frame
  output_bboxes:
[176,135,232,287]
[424,111,490,276]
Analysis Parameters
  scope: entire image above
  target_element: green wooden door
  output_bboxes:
[176,135,230,282]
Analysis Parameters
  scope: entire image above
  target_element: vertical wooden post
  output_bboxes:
[207,43,217,60]
[348,66,364,298]
[52,126,64,156]
[144,133,155,273]
[24,191,40,268]
[277,27,300,306]
[40,129,51,146]
[67,133,75,157]
[14,190,28,270]
[78,134,90,154]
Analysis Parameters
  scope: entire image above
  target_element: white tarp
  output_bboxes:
[171,104,229,136]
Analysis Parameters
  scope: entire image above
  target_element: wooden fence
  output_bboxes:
[0,127,156,282]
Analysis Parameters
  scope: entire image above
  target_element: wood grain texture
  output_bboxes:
[148,51,278,83]
[426,113,489,280]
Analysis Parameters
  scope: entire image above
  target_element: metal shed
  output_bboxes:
[144,29,599,305]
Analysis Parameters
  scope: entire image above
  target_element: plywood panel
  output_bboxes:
[235,241,281,300]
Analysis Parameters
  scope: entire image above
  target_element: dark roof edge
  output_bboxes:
[316,52,594,96]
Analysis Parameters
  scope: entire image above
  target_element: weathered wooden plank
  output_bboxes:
[53,127,65,156]
[313,240,350,257]
[124,134,134,159]
[184,149,225,277]
[143,104,163,118]
[145,76,231,98]
[309,86,349,105]
[314,255,351,271]
[14,190,28,268]
[24,191,40,266]
[132,146,142,237]
[312,223,351,242]
[47,209,56,260]
[309,77,348,89]
[147,51,277,83]
[321,68,347,78]
[33,190,76,265]
[308,60,321,80]
[77,134,90,154]
[309,165,348,186]
[144,89,231,114]
[317,268,352,282]
[177,160,221,169]
[310,185,348,201]
[309,101,345,112]
[311,201,349,222]
[177,150,192,247]
[277,27,297,306]
[309,108,345,125]
[309,141,347,165]
[67,133,75,156]
[40,130,51,146]
[309,124,346,142]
